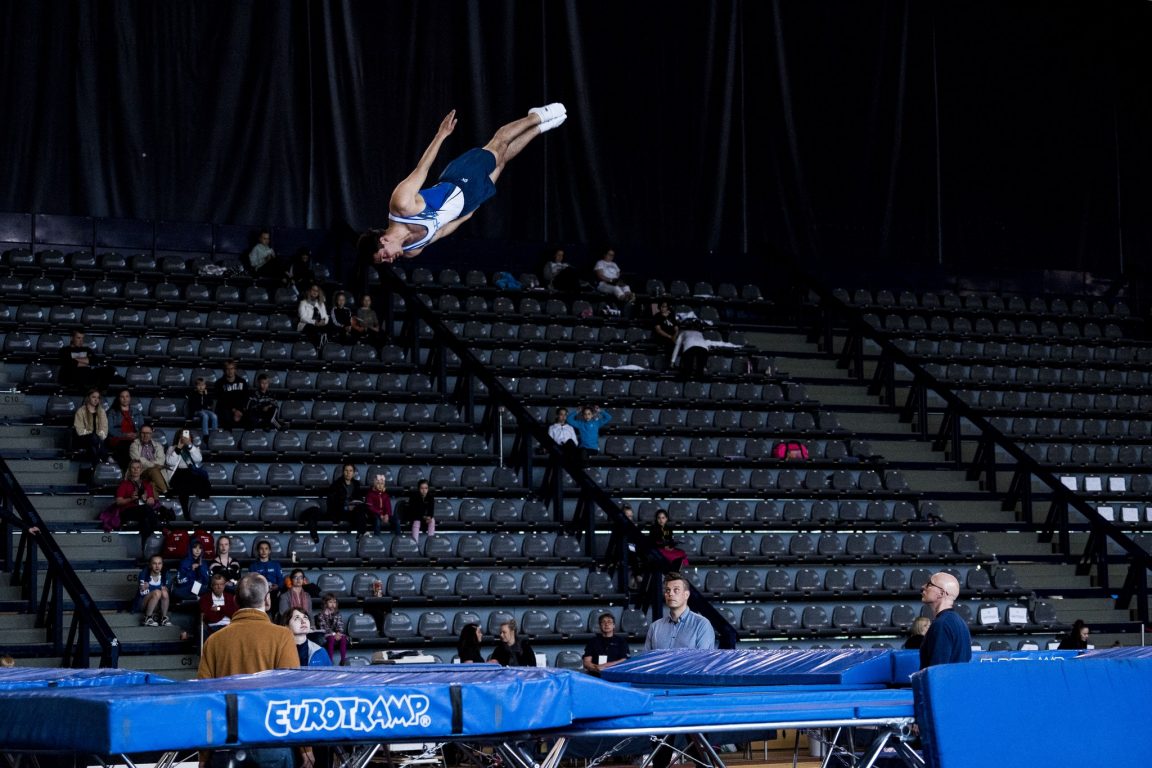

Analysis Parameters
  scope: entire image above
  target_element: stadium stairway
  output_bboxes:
[752,327,1139,648]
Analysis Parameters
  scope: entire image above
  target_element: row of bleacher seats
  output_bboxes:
[89,494,933,531]
[896,338,1152,364]
[627,497,930,525]
[1014,443,1152,468]
[95,461,524,495]
[927,363,1152,388]
[47,396,467,429]
[955,389,1152,414]
[148,530,588,565]
[971,416,1152,440]
[835,287,1130,318]
[867,312,1124,340]
[567,466,911,494]
[229,568,618,603]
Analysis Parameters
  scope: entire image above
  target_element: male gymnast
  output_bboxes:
[370,103,567,263]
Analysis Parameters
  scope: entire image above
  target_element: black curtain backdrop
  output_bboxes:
[1,0,1150,278]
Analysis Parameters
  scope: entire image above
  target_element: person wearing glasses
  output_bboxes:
[919,572,971,668]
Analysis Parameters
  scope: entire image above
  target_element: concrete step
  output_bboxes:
[117,652,200,680]
[24,493,105,525]
[900,468,979,494]
[0,391,34,419]
[54,532,142,563]
[0,423,65,452]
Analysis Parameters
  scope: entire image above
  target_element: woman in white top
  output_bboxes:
[594,249,633,302]
[297,283,330,348]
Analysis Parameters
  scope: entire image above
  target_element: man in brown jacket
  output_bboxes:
[198,573,304,768]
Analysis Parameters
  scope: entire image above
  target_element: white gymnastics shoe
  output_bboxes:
[537,113,567,133]
[529,102,567,122]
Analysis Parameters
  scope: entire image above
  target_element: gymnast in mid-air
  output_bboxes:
[370,103,567,263]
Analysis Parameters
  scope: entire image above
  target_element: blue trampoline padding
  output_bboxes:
[0,665,652,754]
[567,688,913,733]
[602,649,895,687]
[913,658,1152,768]
[1076,646,1152,659]
[892,649,1081,686]
[0,668,170,689]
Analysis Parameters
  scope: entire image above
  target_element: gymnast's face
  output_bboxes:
[375,231,404,263]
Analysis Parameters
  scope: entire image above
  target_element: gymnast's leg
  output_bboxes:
[484,103,567,182]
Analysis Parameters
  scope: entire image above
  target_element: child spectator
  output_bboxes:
[404,479,436,542]
[248,539,284,602]
[365,474,400,536]
[314,592,349,666]
[187,377,219,435]
[209,534,242,591]
[136,555,171,627]
[172,539,211,602]
[243,373,281,430]
[568,405,612,458]
[199,573,237,637]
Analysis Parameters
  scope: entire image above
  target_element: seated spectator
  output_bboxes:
[278,569,314,620]
[320,463,369,539]
[1058,619,1091,650]
[649,508,688,569]
[105,388,142,471]
[329,291,362,344]
[283,607,332,666]
[135,554,171,627]
[209,534,243,591]
[213,360,249,430]
[243,373,281,430]
[488,619,537,667]
[72,388,109,473]
[652,301,679,356]
[365,473,400,536]
[247,229,282,279]
[187,377,219,435]
[605,502,641,580]
[297,283,330,349]
[314,592,349,666]
[355,294,383,346]
[285,248,316,297]
[116,460,170,555]
[593,248,633,303]
[904,616,931,650]
[129,424,169,494]
[172,539,211,602]
[163,428,211,519]
[248,539,284,602]
[457,623,484,663]
[567,405,612,458]
[57,330,119,393]
[199,572,238,637]
[404,479,436,541]
[542,247,577,291]
[548,407,579,458]
[582,613,631,676]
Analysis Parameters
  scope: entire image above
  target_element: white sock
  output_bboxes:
[537,113,567,134]
[529,102,567,122]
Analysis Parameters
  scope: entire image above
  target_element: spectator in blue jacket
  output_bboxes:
[567,405,612,458]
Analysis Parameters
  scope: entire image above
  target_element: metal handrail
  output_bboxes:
[802,280,1152,623]
[0,457,120,666]
[374,264,739,646]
